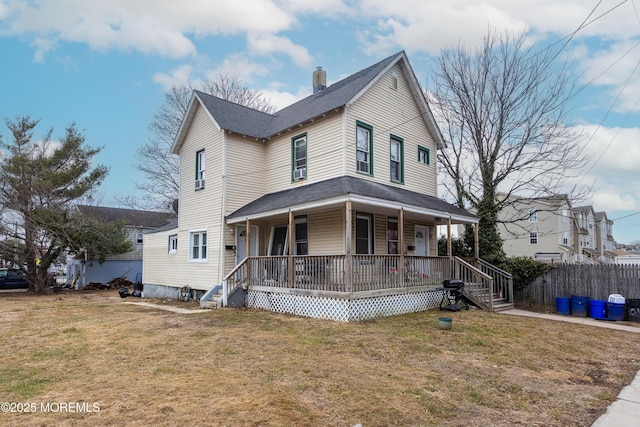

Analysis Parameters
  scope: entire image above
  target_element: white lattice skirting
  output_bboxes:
[246,288,443,322]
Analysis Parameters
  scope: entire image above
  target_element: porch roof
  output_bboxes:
[226,176,478,224]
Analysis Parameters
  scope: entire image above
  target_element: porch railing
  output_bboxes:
[476,258,514,305]
[244,255,450,293]
[221,257,248,306]
[452,257,494,311]
[221,255,509,312]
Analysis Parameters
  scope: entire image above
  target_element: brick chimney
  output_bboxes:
[313,66,326,94]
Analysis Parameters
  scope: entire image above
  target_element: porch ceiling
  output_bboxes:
[226,176,478,225]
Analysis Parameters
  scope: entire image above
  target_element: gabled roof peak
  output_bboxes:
[172,51,444,153]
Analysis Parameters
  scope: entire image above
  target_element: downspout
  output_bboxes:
[218,131,228,286]
[342,108,347,175]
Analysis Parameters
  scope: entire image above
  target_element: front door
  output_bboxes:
[414,225,429,256]
[236,225,258,263]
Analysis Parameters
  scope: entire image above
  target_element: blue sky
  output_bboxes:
[0,0,639,243]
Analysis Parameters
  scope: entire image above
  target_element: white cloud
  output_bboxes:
[570,125,640,211]
[261,83,311,110]
[152,65,194,91]
[279,0,352,17]
[0,0,296,59]
[205,54,270,84]
[31,37,56,62]
[247,33,313,68]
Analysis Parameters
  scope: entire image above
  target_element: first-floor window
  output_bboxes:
[168,234,178,254]
[356,213,374,254]
[190,230,207,260]
[387,217,398,254]
[529,232,538,245]
[294,215,308,255]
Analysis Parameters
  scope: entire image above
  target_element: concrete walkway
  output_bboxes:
[500,309,640,426]
[124,301,207,314]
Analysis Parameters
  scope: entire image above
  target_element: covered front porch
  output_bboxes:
[203,177,513,321]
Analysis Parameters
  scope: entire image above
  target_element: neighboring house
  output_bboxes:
[594,211,616,263]
[612,248,640,265]
[572,205,599,263]
[497,196,620,265]
[497,195,575,263]
[68,206,175,288]
[143,51,512,321]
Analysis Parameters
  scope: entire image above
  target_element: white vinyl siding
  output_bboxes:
[345,63,438,195]
[265,113,343,193]
[226,135,265,213]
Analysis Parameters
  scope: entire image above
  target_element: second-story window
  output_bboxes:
[195,149,205,190]
[418,146,430,165]
[390,136,403,183]
[292,133,307,181]
[356,121,373,175]
[528,209,538,223]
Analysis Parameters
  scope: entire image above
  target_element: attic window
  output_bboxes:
[391,72,398,90]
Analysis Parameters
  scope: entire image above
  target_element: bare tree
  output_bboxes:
[125,73,276,210]
[429,29,591,262]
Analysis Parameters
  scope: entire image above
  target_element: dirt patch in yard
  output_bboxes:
[0,289,638,426]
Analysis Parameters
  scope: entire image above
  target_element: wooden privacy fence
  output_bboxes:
[515,264,640,311]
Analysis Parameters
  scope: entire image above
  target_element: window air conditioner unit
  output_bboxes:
[195,179,205,190]
[294,168,306,180]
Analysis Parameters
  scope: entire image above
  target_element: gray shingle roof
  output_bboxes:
[76,205,176,229]
[226,176,477,222]
[193,51,405,140]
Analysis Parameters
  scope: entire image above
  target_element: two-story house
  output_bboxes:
[594,211,616,263]
[497,195,575,263]
[573,205,598,263]
[143,51,512,321]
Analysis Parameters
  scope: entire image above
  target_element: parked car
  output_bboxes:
[0,268,29,289]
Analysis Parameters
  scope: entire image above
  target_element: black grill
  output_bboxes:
[439,279,469,311]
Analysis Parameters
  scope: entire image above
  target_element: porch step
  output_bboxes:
[200,287,223,310]
[492,302,514,312]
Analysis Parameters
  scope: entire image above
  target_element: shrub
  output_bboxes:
[502,257,556,291]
